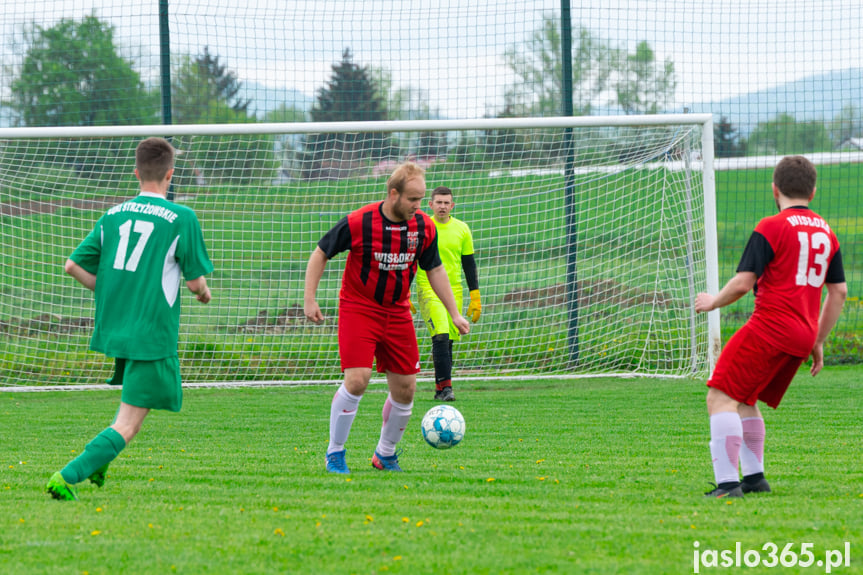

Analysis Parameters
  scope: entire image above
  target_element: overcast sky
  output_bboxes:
[4,0,861,118]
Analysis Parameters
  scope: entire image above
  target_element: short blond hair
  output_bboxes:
[386,162,426,195]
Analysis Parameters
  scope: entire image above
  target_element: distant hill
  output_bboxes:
[684,67,863,136]
[238,82,315,119]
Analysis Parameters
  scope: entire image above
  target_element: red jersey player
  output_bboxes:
[304,162,469,474]
[695,156,847,498]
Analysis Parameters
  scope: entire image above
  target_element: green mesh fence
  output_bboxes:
[0,1,860,385]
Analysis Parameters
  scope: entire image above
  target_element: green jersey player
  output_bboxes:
[413,186,481,401]
[47,137,214,501]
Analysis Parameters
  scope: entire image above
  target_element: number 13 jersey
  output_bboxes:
[70,192,214,360]
[737,206,844,357]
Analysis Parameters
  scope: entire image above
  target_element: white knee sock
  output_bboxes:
[740,417,766,477]
[327,384,362,454]
[376,395,412,457]
[709,411,743,485]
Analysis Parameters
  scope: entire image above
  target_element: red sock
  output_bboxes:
[436,379,451,392]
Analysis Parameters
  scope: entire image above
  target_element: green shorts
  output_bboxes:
[417,290,461,341]
[108,356,183,412]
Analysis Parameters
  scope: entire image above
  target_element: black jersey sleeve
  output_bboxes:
[317,216,351,259]
[826,247,846,284]
[461,254,479,291]
[736,231,774,277]
[418,232,443,271]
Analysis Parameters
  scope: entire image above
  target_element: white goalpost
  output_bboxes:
[0,115,718,388]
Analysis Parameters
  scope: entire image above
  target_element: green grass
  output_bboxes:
[2,368,862,574]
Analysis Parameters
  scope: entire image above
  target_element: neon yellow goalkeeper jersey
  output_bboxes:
[415,215,474,302]
[70,192,213,361]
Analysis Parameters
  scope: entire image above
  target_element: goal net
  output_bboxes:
[0,115,718,387]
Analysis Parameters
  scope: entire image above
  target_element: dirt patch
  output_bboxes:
[0,313,93,336]
[229,304,309,333]
[0,196,128,218]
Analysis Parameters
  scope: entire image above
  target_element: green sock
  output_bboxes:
[60,427,126,484]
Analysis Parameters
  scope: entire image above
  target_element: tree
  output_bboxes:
[415,132,447,158]
[172,47,251,124]
[369,66,445,160]
[171,103,277,188]
[312,49,387,124]
[613,41,676,115]
[504,16,675,119]
[370,66,432,122]
[504,16,614,117]
[828,103,863,147]
[746,114,832,155]
[302,49,395,179]
[483,95,531,166]
[714,115,746,158]
[168,48,264,187]
[6,15,156,127]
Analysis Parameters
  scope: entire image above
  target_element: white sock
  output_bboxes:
[327,384,362,454]
[709,411,743,485]
[375,395,412,457]
[740,417,766,477]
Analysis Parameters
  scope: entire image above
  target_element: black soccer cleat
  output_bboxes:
[88,464,109,488]
[741,475,771,494]
[704,482,744,498]
[434,387,455,402]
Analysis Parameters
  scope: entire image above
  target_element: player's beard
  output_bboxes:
[392,199,415,221]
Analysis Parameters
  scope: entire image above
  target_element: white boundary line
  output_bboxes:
[0,372,688,392]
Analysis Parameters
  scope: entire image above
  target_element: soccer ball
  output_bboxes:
[421,405,465,449]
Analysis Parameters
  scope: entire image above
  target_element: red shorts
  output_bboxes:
[338,302,420,375]
[707,322,805,408]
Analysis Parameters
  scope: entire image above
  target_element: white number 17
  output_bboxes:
[113,219,154,272]
[795,231,830,287]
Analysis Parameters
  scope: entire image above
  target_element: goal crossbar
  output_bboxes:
[0,114,713,138]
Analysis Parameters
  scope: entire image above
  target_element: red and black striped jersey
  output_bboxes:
[318,201,441,310]
[736,206,844,357]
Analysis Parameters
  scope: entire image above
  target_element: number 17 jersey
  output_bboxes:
[738,206,844,357]
[70,192,214,360]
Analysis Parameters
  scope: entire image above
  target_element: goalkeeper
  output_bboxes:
[413,186,481,401]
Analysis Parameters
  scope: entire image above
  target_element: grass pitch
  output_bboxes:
[2,368,862,574]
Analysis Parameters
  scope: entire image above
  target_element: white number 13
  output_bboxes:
[113,220,154,272]
[795,231,830,287]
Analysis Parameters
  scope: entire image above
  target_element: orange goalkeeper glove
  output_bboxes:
[409,300,417,314]
[467,289,481,322]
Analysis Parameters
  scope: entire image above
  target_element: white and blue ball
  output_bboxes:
[421,405,465,449]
